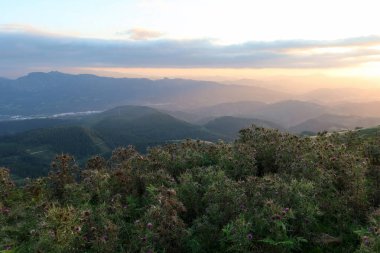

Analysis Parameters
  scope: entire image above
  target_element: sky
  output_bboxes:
[1,0,380,81]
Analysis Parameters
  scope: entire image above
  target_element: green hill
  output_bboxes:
[0,106,222,178]
[93,106,222,150]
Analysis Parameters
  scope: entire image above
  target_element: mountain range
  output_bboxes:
[2,71,380,178]
[1,71,380,123]
[0,71,289,117]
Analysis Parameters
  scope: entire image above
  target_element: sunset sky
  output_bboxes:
[1,0,380,81]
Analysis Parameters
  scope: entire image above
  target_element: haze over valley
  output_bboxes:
[1,71,380,130]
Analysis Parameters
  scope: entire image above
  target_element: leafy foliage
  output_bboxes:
[1,126,379,252]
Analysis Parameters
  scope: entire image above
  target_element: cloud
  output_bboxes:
[0,24,44,34]
[118,28,164,40]
[0,25,380,77]
[0,23,71,37]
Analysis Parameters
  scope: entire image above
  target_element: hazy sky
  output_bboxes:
[1,0,380,80]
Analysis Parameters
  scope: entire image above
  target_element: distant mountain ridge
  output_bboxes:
[3,71,380,127]
[175,99,380,133]
[173,100,327,128]
[0,71,289,118]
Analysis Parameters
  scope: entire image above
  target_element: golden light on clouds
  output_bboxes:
[79,66,380,80]
[78,67,319,79]
[287,47,355,56]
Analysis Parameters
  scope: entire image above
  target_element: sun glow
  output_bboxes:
[329,62,380,78]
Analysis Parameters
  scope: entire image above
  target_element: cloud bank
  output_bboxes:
[117,28,164,40]
[1,26,380,77]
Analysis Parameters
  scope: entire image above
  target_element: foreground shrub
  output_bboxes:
[1,126,379,252]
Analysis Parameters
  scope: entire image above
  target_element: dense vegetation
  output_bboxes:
[1,126,380,252]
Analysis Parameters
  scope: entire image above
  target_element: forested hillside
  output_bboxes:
[1,126,379,253]
[0,106,221,178]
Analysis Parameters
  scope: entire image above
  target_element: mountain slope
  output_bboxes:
[332,101,380,118]
[289,114,380,134]
[0,118,77,136]
[300,88,380,104]
[203,116,281,139]
[0,126,109,178]
[92,106,221,150]
[251,100,327,128]
[189,101,267,117]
